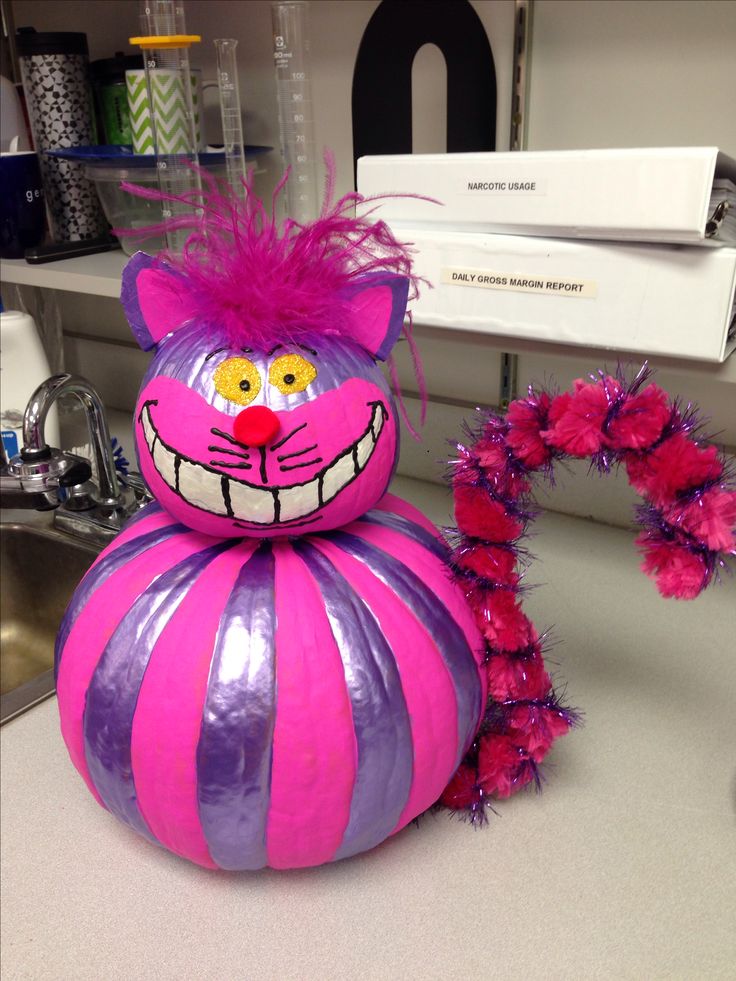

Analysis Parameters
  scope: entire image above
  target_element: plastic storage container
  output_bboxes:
[85,162,225,256]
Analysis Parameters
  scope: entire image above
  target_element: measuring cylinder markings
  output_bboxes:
[272,2,318,222]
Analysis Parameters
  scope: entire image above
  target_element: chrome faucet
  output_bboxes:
[1,373,150,543]
[20,374,123,506]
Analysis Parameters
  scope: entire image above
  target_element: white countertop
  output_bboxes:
[2,476,735,981]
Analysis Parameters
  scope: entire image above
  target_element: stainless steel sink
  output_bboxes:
[1,513,101,724]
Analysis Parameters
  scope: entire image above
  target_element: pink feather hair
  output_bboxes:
[119,154,425,352]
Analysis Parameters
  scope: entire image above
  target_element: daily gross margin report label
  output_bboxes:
[441,267,598,299]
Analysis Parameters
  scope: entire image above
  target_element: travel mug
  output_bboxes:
[16,28,108,242]
[90,52,143,145]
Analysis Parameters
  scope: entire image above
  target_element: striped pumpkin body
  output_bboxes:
[55,493,485,870]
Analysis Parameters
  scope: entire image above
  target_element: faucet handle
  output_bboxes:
[59,461,93,488]
[3,448,89,510]
[59,460,97,512]
[20,444,53,462]
[119,470,152,507]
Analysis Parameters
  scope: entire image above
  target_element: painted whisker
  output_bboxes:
[280,457,323,472]
[270,422,307,451]
[277,443,318,462]
[210,427,249,449]
[208,445,250,460]
[210,460,253,470]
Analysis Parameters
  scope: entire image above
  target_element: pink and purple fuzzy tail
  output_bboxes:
[440,363,735,821]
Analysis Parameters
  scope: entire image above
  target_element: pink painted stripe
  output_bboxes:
[376,492,445,540]
[313,538,459,834]
[56,533,212,807]
[266,542,357,869]
[347,521,486,678]
[130,541,256,870]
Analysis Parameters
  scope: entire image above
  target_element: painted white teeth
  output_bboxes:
[355,430,374,469]
[176,458,227,514]
[142,409,156,448]
[143,401,384,525]
[228,480,275,523]
[320,453,355,506]
[152,437,177,490]
[371,408,384,442]
[278,480,320,523]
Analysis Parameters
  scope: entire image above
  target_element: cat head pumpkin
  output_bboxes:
[120,176,416,538]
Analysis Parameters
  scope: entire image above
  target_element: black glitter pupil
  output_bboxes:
[239,379,251,392]
[283,373,296,385]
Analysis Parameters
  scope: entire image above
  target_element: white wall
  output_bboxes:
[527,0,736,155]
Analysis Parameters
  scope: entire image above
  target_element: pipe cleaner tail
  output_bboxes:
[440,363,735,822]
[438,408,580,822]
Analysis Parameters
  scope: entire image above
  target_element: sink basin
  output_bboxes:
[1,516,101,724]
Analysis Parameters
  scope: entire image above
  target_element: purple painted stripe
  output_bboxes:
[196,544,277,871]
[326,531,481,767]
[295,541,414,862]
[358,508,448,563]
[83,541,234,843]
[54,520,187,680]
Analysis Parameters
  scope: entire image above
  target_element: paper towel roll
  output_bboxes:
[0,309,59,457]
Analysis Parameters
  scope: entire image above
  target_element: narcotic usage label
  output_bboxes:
[461,179,547,195]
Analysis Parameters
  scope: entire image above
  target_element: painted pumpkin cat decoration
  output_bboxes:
[54,174,493,869]
[54,170,735,870]
[125,252,405,538]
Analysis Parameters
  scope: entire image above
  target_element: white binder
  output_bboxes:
[401,228,736,363]
[358,147,736,246]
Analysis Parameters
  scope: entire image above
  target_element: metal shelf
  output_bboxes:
[0,251,127,299]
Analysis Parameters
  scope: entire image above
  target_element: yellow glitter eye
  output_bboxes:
[213,357,262,406]
[269,353,317,395]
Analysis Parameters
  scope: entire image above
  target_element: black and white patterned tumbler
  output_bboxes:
[17,29,107,242]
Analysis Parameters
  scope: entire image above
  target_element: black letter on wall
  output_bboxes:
[352,0,497,177]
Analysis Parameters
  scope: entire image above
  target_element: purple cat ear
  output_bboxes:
[341,273,410,361]
[120,251,196,351]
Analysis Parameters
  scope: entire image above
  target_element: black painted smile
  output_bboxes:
[139,400,388,525]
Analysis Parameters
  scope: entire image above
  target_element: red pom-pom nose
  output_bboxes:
[233,406,280,447]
